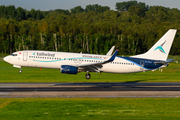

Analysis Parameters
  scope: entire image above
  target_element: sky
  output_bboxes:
[1,0,180,11]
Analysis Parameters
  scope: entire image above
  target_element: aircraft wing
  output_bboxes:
[78,50,118,72]
[154,59,173,64]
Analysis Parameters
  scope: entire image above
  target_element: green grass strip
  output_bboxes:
[0,98,180,120]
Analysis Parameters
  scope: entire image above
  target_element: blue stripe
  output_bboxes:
[32,57,104,63]
[117,56,163,70]
[34,60,63,62]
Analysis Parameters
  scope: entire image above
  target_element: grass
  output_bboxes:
[0,98,180,120]
[0,55,180,83]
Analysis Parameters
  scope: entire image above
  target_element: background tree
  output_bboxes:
[116,0,149,12]
[0,1,180,55]
[85,4,110,13]
[70,6,84,14]
[6,5,16,19]
[16,7,26,21]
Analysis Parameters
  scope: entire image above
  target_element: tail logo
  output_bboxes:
[154,41,166,54]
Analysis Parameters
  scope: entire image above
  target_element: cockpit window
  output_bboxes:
[11,54,17,56]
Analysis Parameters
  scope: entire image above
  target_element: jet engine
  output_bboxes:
[61,65,78,74]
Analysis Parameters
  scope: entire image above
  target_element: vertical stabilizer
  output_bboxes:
[132,29,177,60]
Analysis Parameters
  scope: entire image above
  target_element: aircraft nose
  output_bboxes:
[3,56,10,62]
[3,56,7,62]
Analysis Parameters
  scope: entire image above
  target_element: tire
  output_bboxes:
[85,73,91,79]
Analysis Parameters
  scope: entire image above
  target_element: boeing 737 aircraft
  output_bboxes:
[3,29,177,79]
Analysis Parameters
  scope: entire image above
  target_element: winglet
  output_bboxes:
[106,46,115,56]
[108,50,118,62]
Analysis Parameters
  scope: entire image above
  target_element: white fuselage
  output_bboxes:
[4,50,145,73]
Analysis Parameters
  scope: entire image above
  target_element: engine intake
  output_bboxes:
[61,65,78,74]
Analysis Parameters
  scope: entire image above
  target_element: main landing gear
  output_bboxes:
[85,72,91,79]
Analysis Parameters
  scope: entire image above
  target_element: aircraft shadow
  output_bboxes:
[1,82,180,92]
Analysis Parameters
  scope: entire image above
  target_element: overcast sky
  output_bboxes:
[1,0,180,11]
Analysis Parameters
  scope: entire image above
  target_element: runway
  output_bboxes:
[0,82,180,98]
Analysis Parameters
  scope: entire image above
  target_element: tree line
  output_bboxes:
[0,0,180,55]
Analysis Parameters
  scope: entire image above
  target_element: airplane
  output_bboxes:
[3,29,177,79]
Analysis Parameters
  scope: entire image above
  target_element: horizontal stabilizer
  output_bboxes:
[154,59,173,64]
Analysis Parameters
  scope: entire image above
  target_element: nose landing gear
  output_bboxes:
[13,65,22,73]
[19,68,22,73]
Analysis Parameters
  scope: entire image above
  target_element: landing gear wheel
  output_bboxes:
[85,73,91,79]
[19,70,22,73]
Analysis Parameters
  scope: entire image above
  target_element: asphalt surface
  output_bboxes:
[0,82,180,98]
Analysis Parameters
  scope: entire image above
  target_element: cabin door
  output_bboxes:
[23,52,28,61]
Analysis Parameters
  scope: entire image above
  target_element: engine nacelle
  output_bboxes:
[61,65,78,74]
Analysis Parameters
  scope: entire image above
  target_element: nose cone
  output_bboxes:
[3,56,11,63]
[3,56,7,62]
